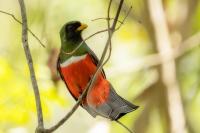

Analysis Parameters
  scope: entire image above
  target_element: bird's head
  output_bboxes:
[60,21,88,43]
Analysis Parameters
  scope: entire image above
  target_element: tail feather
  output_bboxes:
[84,84,139,120]
[107,87,139,120]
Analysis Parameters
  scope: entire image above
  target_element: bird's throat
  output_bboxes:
[60,40,88,63]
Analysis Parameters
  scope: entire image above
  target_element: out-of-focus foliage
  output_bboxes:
[0,0,200,133]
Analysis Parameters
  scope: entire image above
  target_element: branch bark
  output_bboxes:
[18,0,44,132]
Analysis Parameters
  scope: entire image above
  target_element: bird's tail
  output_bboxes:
[107,87,139,120]
[85,84,138,120]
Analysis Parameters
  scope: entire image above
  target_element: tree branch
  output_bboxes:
[107,31,200,77]
[86,0,124,100]
[92,17,124,24]
[148,0,187,133]
[17,0,44,132]
[115,6,132,30]
[103,0,112,66]
[0,10,46,48]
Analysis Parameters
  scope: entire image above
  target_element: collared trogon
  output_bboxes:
[57,21,138,120]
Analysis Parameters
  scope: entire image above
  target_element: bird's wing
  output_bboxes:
[86,46,106,78]
[57,57,78,100]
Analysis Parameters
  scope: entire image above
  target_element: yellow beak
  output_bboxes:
[76,23,88,31]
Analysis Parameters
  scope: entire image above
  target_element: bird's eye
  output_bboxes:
[65,25,72,32]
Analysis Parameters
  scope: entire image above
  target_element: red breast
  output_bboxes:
[60,54,110,106]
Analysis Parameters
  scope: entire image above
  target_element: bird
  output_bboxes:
[57,21,138,121]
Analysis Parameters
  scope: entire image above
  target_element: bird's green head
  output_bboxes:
[59,21,88,59]
[60,21,87,44]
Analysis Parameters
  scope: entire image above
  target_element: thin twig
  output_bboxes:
[98,5,133,67]
[0,10,46,48]
[18,0,44,132]
[93,7,141,25]
[116,120,134,133]
[102,5,132,66]
[110,0,124,32]
[92,6,132,31]
[92,17,124,24]
[87,0,125,95]
[46,0,124,132]
[103,0,112,66]
[115,6,132,30]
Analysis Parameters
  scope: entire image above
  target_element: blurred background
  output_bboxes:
[0,0,200,133]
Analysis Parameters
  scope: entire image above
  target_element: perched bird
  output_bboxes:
[57,21,138,120]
